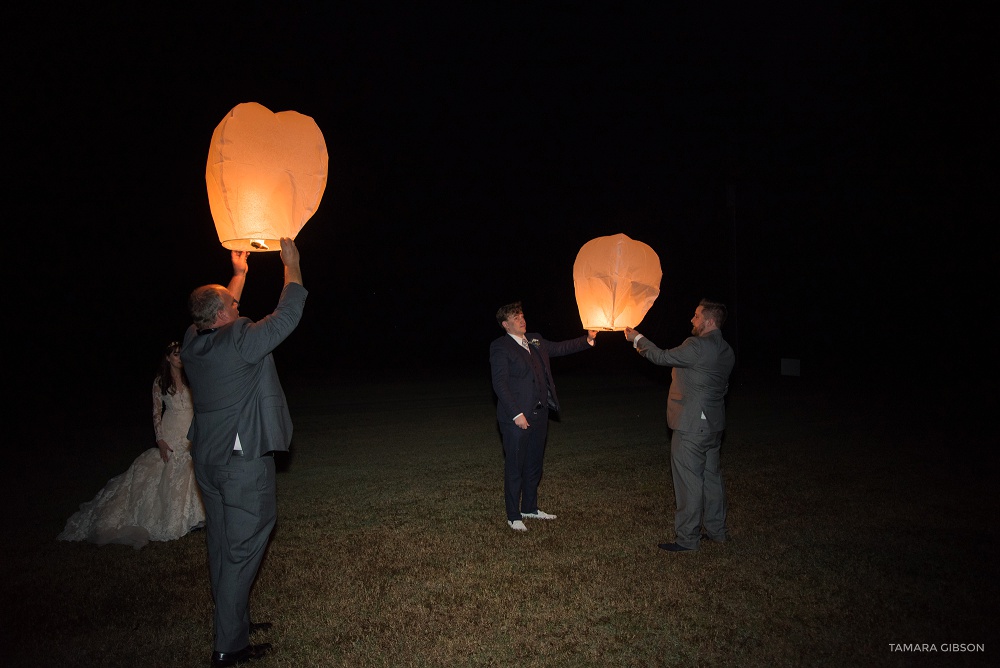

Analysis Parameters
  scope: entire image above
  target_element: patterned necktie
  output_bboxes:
[521,337,530,352]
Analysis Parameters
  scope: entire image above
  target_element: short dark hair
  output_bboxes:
[189,285,228,329]
[699,299,727,327]
[496,301,523,326]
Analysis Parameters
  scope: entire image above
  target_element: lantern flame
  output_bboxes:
[206,102,328,251]
[573,233,662,331]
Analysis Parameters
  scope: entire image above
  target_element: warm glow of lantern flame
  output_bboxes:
[573,233,662,331]
[206,102,328,251]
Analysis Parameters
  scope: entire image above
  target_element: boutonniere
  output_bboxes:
[529,338,541,348]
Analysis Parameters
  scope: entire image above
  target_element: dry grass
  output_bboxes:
[4,366,994,667]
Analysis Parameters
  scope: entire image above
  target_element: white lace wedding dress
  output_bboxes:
[58,382,205,550]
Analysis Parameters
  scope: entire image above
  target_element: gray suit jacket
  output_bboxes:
[636,328,735,433]
[182,282,308,465]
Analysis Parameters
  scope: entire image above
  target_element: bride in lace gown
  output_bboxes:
[58,341,206,549]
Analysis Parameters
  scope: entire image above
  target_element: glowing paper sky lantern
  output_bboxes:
[573,233,662,331]
[206,102,328,251]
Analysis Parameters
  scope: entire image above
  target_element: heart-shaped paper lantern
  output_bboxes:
[206,102,328,251]
[573,233,662,330]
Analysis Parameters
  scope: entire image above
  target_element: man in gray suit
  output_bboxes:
[625,299,735,552]
[182,238,307,667]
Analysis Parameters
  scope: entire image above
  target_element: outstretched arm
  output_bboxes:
[544,332,595,357]
[637,335,701,368]
[233,239,308,363]
[227,250,249,301]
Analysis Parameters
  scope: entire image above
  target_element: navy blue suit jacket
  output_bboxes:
[490,333,591,423]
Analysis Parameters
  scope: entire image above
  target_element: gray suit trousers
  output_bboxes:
[670,429,727,549]
[195,455,277,652]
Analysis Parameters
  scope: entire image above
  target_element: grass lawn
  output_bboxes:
[4,364,993,667]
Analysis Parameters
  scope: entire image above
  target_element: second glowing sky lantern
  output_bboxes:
[573,233,662,331]
[206,102,328,251]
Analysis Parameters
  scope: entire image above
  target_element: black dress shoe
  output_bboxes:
[658,542,695,552]
[250,621,273,635]
[211,643,272,667]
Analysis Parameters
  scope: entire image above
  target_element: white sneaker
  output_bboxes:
[521,509,557,520]
[507,520,528,532]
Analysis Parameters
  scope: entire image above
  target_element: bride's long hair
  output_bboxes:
[155,341,189,395]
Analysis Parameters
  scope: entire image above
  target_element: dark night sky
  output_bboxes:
[6,3,990,416]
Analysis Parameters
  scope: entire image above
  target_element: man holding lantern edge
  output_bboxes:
[182,238,306,666]
[490,301,597,532]
[625,299,735,552]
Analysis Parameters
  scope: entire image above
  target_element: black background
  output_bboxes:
[6,3,990,424]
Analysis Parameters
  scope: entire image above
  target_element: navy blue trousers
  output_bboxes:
[499,406,549,522]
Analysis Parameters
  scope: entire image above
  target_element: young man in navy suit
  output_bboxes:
[490,301,596,531]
